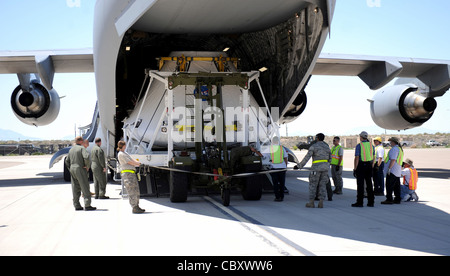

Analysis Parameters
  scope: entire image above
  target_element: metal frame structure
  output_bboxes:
[123,69,280,168]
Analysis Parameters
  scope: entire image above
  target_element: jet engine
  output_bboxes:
[280,91,307,124]
[370,84,437,130]
[10,81,60,126]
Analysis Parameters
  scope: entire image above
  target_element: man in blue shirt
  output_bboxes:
[381,137,404,205]
[353,131,375,207]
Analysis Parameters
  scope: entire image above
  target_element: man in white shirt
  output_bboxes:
[265,137,288,202]
[401,159,419,202]
[373,137,385,196]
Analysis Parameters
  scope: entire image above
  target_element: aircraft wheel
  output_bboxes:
[221,187,230,207]
[169,170,189,203]
[63,157,71,182]
[241,178,263,200]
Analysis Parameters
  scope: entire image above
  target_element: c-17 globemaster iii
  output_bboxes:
[0,0,449,205]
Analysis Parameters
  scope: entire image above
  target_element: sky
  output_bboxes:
[0,0,449,140]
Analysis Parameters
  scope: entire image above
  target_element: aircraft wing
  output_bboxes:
[0,48,94,93]
[313,53,450,96]
[0,48,94,74]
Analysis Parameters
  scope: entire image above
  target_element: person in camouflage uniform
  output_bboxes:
[296,133,332,208]
[65,136,96,211]
[117,141,145,214]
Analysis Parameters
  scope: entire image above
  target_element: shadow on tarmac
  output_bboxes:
[416,168,450,180]
[141,169,450,256]
[0,172,66,187]
[1,167,449,255]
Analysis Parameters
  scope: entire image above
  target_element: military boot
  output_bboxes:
[305,200,315,208]
[132,206,145,214]
[318,200,324,208]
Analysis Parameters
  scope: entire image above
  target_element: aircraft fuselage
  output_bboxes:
[93,0,335,156]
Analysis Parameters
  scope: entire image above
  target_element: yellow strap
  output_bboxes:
[313,160,328,164]
[121,170,135,174]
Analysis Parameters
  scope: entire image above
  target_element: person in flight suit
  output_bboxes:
[91,137,109,199]
[296,133,332,208]
[65,136,96,211]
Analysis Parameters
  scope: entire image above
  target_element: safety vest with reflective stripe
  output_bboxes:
[270,145,284,164]
[384,147,404,165]
[403,168,418,190]
[359,141,374,162]
[331,145,343,166]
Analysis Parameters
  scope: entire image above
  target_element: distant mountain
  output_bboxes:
[0,129,41,141]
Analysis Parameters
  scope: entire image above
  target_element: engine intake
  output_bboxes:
[11,81,60,126]
[280,91,307,124]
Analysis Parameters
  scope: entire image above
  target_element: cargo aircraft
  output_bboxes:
[1,0,449,205]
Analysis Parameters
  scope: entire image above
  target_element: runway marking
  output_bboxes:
[203,196,315,256]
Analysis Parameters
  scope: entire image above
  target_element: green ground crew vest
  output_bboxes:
[360,141,374,162]
[374,145,383,160]
[384,147,404,165]
[270,145,284,164]
[384,149,390,163]
[331,145,343,166]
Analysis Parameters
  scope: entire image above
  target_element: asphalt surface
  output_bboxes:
[0,150,449,256]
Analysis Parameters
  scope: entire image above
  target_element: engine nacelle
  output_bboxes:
[10,81,60,126]
[370,84,437,130]
[280,91,307,124]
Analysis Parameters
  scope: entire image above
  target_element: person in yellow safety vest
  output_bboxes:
[269,136,288,202]
[401,158,419,202]
[373,137,385,196]
[296,133,332,208]
[381,137,404,205]
[384,148,403,166]
[352,131,375,207]
[384,149,390,164]
[331,137,344,195]
[117,141,145,214]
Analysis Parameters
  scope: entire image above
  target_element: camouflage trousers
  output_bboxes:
[309,171,329,200]
[122,172,140,208]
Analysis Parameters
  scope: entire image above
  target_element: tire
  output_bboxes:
[169,170,189,203]
[241,178,263,200]
[63,157,71,182]
[222,188,230,206]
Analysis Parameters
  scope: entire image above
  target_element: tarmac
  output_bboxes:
[0,148,449,256]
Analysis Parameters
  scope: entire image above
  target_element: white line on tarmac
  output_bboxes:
[203,196,314,256]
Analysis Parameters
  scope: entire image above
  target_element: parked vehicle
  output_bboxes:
[426,140,441,147]
[401,141,414,147]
